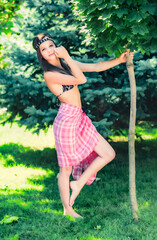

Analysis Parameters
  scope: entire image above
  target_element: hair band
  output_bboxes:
[35,37,54,50]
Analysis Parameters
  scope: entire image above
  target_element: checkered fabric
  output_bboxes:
[72,151,98,185]
[53,103,99,172]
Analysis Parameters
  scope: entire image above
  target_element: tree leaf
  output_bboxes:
[132,24,149,35]
[114,8,128,18]
[102,9,111,19]
[142,4,157,15]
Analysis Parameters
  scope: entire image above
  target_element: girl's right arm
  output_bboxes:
[44,46,87,85]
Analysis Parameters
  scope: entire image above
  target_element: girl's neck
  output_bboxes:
[48,58,63,69]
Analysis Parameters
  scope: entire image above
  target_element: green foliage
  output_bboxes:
[0,215,19,224]
[0,0,23,68]
[0,70,58,133]
[71,0,157,56]
[0,0,157,136]
[0,0,81,133]
[134,55,157,122]
[0,0,22,35]
[79,51,157,136]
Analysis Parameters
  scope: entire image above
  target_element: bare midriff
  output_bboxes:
[58,85,82,108]
[45,80,82,108]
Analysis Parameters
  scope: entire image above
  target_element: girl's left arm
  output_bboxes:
[75,52,134,72]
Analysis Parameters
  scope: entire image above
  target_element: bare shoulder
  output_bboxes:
[44,71,61,84]
[44,71,54,81]
[44,70,85,85]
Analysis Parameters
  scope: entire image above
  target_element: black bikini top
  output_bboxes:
[56,84,75,98]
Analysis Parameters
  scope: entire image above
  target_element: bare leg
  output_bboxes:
[58,166,82,218]
[69,133,116,206]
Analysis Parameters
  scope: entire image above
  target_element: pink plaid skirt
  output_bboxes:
[53,103,99,184]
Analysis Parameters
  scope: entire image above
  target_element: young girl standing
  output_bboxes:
[33,33,133,218]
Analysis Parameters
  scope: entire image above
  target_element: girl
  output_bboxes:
[33,33,133,218]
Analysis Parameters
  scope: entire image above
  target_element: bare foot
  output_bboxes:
[69,181,81,206]
[64,207,83,218]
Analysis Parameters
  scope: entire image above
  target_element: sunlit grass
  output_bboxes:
[0,165,54,191]
[0,116,157,239]
[0,122,55,149]
[110,125,157,142]
[136,125,157,139]
[0,120,56,192]
[139,201,150,210]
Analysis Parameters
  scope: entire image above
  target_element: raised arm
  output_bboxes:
[44,46,87,85]
[75,52,133,72]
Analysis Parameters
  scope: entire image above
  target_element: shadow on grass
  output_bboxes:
[1,139,156,169]
[0,140,157,239]
[0,143,57,170]
[0,143,73,239]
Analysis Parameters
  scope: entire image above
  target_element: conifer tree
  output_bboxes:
[0,0,86,133]
[0,0,157,139]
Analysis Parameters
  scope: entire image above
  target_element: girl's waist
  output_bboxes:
[58,103,83,116]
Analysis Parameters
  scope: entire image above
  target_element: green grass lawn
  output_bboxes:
[0,120,157,240]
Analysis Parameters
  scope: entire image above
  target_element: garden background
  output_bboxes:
[0,0,157,239]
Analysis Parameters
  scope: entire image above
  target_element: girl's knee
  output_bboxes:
[107,148,116,163]
[95,133,115,160]
[102,148,116,164]
[59,166,72,177]
[110,149,116,161]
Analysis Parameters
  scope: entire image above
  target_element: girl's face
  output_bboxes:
[39,39,56,61]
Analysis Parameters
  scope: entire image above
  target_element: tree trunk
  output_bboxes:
[126,49,139,220]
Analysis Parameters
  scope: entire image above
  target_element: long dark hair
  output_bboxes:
[32,32,73,76]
